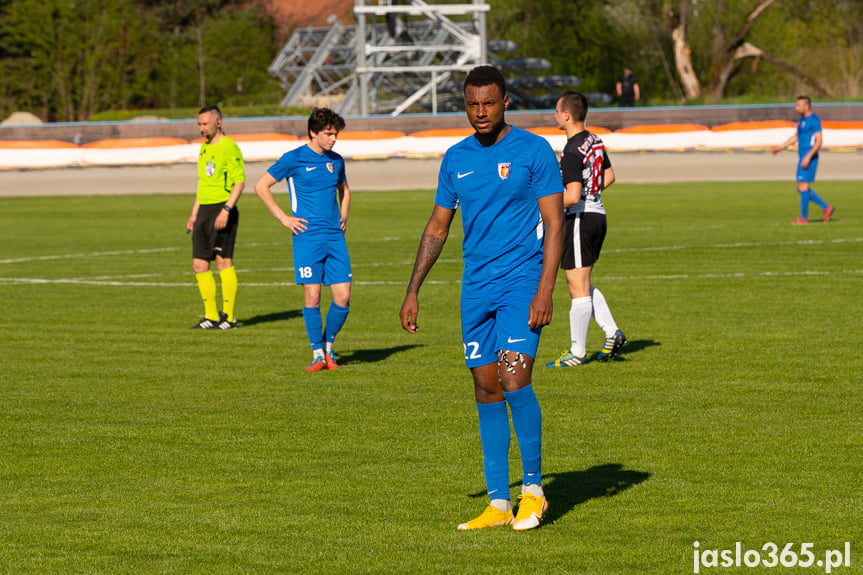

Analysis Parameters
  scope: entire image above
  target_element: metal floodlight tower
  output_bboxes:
[353,0,490,116]
[268,1,490,116]
[268,15,358,113]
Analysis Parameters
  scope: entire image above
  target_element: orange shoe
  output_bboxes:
[325,351,339,370]
[789,216,808,225]
[823,205,834,222]
[305,357,327,372]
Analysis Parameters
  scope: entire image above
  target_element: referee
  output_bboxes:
[186,105,245,329]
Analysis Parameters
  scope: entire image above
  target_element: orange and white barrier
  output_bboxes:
[2,122,862,169]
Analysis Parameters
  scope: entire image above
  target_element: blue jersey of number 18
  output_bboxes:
[266,144,347,236]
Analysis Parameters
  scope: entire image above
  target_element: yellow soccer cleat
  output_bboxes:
[457,505,514,531]
[512,492,548,531]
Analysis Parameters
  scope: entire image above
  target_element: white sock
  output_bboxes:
[569,296,592,358]
[590,286,618,338]
[490,498,511,513]
[522,483,544,498]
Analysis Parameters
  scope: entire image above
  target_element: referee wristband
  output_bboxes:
[222,205,232,213]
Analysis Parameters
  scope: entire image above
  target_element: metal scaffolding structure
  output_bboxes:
[268,1,490,117]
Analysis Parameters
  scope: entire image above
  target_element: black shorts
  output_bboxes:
[192,203,239,261]
[561,211,606,270]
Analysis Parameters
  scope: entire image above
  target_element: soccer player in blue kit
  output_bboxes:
[399,66,564,531]
[255,108,352,372]
[772,96,835,225]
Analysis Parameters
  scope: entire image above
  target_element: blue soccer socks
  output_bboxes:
[799,188,829,220]
[809,188,829,210]
[325,303,350,345]
[476,385,543,501]
[799,190,811,220]
[476,401,511,502]
[504,384,542,487]
[303,306,324,352]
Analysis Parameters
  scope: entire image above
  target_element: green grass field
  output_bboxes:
[1,180,860,574]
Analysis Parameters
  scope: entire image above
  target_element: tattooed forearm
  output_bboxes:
[406,232,445,294]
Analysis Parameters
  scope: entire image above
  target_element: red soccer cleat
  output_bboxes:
[325,351,339,370]
[305,358,327,372]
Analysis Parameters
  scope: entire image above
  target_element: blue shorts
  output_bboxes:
[292,232,351,285]
[796,157,818,183]
[460,288,542,368]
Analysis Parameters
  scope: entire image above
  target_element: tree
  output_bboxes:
[487,0,620,97]
[1,0,151,120]
[665,0,835,102]
[201,4,282,106]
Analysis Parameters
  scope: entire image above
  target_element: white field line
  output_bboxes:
[2,268,862,287]
[1,239,861,286]
[3,237,859,267]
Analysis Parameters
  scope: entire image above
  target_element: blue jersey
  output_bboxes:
[267,144,347,235]
[797,112,821,159]
[435,126,563,292]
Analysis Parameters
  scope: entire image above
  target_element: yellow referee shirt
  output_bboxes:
[197,136,245,205]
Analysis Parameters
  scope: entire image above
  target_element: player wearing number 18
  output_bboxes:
[254,108,352,371]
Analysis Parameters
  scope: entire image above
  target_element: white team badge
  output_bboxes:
[498,162,511,180]
[326,162,334,173]
[206,161,215,177]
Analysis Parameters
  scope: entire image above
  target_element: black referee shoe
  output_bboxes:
[190,316,220,330]
[216,312,237,330]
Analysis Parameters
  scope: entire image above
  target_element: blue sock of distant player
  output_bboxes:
[303,306,324,358]
[476,401,511,511]
[808,188,829,211]
[799,190,812,219]
[504,384,542,492]
[324,303,350,351]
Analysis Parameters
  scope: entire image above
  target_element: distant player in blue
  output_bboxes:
[772,96,835,224]
[255,108,352,372]
[399,66,564,532]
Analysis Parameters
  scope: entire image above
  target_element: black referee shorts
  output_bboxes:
[192,203,239,261]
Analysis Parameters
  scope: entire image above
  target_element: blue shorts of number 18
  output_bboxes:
[292,231,351,286]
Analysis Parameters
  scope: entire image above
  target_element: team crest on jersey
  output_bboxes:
[498,162,511,180]
[326,162,334,173]
[205,161,215,177]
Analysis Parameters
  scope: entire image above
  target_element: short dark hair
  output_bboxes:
[308,107,346,137]
[464,65,506,97]
[558,90,588,122]
[796,95,812,107]
[198,105,222,120]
